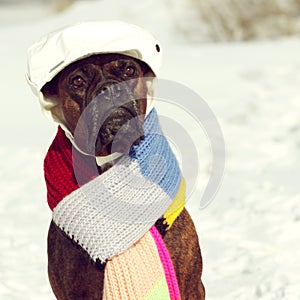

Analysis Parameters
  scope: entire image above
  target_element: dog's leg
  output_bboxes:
[47,221,105,300]
[164,208,205,300]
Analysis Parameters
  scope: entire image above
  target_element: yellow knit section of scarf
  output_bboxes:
[163,178,186,230]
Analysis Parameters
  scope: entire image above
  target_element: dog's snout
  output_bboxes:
[97,82,121,101]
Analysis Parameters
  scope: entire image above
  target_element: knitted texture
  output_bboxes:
[103,226,180,300]
[103,228,170,300]
[150,226,181,300]
[44,126,98,210]
[44,108,184,299]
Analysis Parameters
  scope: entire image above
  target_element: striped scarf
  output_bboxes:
[44,108,184,299]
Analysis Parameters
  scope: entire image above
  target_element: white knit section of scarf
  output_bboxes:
[52,155,172,263]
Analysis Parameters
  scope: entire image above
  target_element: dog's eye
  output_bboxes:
[124,66,136,77]
[71,76,85,88]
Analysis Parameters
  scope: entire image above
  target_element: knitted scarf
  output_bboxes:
[44,108,184,299]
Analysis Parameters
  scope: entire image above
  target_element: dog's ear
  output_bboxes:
[41,73,60,98]
[139,61,156,78]
[40,73,66,123]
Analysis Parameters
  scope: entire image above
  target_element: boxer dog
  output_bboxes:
[42,53,205,300]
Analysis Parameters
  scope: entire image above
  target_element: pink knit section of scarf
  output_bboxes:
[150,226,181,300]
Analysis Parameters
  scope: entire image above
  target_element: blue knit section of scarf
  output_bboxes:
[129,108,181,199]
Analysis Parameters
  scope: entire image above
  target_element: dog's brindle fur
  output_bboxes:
[43,54,205,299]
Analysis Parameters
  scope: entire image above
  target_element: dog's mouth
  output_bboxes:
[95,106,145,156]
[74,99,145,156]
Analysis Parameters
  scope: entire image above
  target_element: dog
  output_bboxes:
[42,53,205,300]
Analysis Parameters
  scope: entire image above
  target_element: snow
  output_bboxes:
[1,1,300,299]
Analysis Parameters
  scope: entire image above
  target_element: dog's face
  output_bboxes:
[43,53,154,156]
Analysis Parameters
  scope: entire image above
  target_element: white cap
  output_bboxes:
[26,21,162,96]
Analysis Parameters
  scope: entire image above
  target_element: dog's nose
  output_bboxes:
[97,82,121,102]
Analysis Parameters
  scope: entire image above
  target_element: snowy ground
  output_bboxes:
[0,1,300,299]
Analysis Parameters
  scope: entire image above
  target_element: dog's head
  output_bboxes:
[42,53,155,156]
